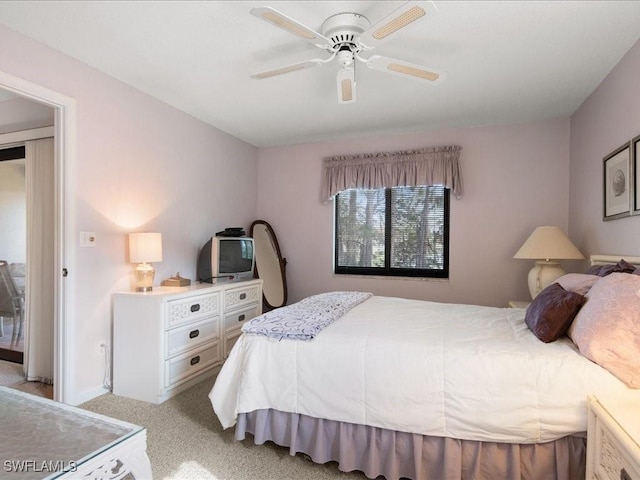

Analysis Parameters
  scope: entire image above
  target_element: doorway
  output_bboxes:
[0,99,54,372]
[0,146,28,364]
[0,70,75,403]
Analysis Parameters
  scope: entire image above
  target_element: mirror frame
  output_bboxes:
[250,220,287,311]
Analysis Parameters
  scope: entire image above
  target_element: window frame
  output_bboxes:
[334,186,450,279]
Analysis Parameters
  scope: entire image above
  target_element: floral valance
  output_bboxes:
[321,145,463,203]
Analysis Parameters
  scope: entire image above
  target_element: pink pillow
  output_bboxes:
[568,273,640,388]
[555,273,600,296]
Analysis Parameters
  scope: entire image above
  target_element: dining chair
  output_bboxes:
[0,260,25,341]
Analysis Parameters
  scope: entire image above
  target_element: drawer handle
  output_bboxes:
[190,304,200,313]
[238,314,245,322]
[190,355,200,366]
[240,293,247,300]
[189,329,200,339]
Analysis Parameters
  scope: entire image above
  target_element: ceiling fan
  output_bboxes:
[249,1,446,104]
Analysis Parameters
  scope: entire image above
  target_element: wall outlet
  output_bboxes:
[80,231,96,247]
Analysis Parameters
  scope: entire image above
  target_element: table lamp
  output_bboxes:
[129,232,163,292]
[513,226,584,299]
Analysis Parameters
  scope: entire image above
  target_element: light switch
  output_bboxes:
[80,231,96,247]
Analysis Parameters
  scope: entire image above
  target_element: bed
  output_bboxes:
[209,255,640,480]
[1,386,152,479]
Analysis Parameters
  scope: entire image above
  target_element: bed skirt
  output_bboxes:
[235,409,586,480]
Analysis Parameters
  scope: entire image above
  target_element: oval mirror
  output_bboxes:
[250,220,287,311]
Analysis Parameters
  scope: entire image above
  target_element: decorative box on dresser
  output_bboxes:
[587,392,640,480]
[113,279,262,404]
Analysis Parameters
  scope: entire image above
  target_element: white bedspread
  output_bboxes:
[210,296,629,444]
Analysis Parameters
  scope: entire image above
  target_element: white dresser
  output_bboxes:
[587,393,640,480]
[113,279,262,404]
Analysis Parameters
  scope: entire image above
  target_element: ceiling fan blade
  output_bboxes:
[250,59,325,79]
[366,55,446,83]
[357,1,430,49]
[251,7,332,50]
[336,68,356,104]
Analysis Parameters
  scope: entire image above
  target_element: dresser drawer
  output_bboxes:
[166,292,220,328]
[224,283,261,311]
[165,341,220,389]
[165,316,219,358]
[223,304,260,334]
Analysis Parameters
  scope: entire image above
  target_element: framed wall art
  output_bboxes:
[603,142,632,221]
[634,135,640,213]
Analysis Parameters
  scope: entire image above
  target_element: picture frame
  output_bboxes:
[603,142,632,221]
[633,135,640,213]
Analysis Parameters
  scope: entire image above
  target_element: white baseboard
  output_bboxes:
[71,385,111,406]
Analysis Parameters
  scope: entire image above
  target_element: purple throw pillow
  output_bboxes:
[525,283,586,343]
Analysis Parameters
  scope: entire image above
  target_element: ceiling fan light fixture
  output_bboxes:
[249,2,446,100]
[373,5,426,40]
[337,68,356,104]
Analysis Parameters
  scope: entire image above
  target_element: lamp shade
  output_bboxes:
[129,232,163,264]
[513,226,584,260]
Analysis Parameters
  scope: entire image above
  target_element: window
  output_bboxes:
[334,185,449,278]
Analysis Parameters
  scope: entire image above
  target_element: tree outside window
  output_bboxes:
[335,185,449,278]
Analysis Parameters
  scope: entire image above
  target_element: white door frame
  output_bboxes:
[0,70,75,404]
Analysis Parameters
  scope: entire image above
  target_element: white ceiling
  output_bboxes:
[0,1,639,148]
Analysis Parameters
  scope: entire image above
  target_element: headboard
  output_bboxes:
[590,254,640,267]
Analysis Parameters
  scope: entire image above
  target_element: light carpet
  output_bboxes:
[81,375,368,480]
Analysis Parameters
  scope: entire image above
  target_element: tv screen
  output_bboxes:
[219,238,254,273]
[197,236,255,283]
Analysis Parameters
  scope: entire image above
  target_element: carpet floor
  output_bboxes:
[81,375,369,480]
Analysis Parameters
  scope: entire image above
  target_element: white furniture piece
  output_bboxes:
[113,279,262,404]
[587,393,640,480]
[1,385,152,479]
[508,300,531,309]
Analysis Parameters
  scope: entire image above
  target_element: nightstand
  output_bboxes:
[587,393,640,480]
[508,300,531,309]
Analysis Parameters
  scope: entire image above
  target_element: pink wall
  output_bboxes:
[0,25,258,402]
[257,118,571,307]
[569,39,640,255]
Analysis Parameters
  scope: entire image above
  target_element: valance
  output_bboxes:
[321,145,463,203]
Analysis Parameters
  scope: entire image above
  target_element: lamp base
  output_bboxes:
[527,261,565,299]
[134,262,155,292]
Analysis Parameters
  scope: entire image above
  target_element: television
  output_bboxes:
[197,236,255,283]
